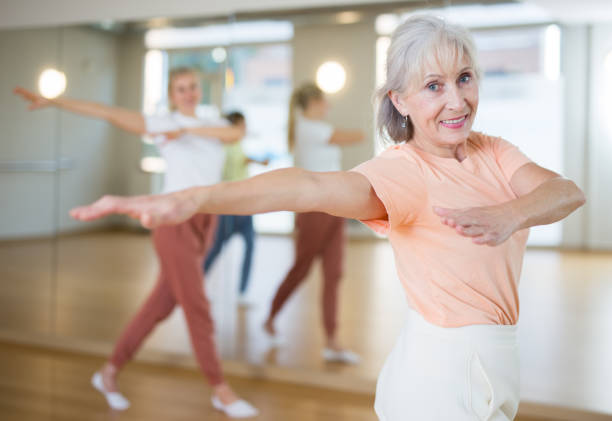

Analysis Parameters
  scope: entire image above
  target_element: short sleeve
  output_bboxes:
[297,117,334,145]
[350,147,426,235]
[491,136,532,182]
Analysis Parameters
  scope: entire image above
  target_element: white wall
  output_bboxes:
[292,19,377,170]
[0,26,123,238]
[113,32,152,199]
[586,23,612,249]
[0,28,61,238]
[58,27,122,232]
[560,25,589,248]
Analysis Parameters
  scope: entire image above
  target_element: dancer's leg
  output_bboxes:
[236,215,255,295]
[203,215,233,273]
[265,212,327,334]
[156,215,258,414]
[102,273,176,391]
[321,216,345,345]
[154,215,225,386]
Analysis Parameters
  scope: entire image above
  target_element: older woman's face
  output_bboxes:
[392,56,478,151]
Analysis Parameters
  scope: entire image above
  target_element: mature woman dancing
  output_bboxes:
[71,16,585,421]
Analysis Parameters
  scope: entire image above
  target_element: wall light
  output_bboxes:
[38,68,66,99]
[375,14,399,36]
[212,47,227,63]
[316,61,346,94]
[336,11,362,25]
[140,157,167,173]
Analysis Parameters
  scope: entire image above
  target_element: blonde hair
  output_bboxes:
[287,82,324,150]
[168,67,199,111]
[376,15,481,143]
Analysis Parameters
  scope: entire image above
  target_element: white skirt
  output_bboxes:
[375,308,520,421]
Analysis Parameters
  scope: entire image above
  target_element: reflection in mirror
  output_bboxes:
[1,1,611,419]
[1,27,63,341]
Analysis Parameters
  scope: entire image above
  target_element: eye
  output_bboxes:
[427,82,440,92]
[459,73,472,84]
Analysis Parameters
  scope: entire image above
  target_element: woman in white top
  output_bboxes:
[263,83,365,363]
[14,67,258,418]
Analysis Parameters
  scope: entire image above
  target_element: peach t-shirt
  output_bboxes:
[352,132,533,327]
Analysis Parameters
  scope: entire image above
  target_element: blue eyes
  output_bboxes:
[425,73,472,93]
[459,74,471,83]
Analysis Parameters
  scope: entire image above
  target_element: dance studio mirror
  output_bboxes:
[2,0,611,417]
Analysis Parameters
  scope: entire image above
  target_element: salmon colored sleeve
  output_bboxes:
[350,147,425,235]
[490,136,533,183]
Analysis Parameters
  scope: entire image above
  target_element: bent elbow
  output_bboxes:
[570,181,586,209]
[577,189,587,207]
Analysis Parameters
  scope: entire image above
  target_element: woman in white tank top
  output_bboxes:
[263,83,365,364]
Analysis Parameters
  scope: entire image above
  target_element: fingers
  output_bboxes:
[70,196,129,221]
[70,195,166,230]
[433,206,452,216]
[13,86,27,96]
[472,232,505,246]
[455,225,485,237]
[140,213,154,229]
[14,86,34,100]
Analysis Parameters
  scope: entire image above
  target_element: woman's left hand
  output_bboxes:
[433,204,521,246]
[150,128,187,143]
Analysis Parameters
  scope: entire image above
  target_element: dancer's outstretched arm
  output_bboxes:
[159,126,245,143]
[434,163,586,246]
[70,168,387,229]
[329,129,365,145]
[14,87,146,135]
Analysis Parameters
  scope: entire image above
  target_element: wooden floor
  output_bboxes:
[0,341,557,421]
[1,232,612,420]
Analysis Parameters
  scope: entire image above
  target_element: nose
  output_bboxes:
[445,85,465,111]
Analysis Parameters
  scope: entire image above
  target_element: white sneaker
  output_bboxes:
[262,325,284,347]
[322,348,361,365]
[237,294,255,309]
[211,396,259,418]
[91,372,130,410]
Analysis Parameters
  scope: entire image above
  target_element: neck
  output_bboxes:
[302,109,321,120]
[411,135,468,162]
[177,109,197,118]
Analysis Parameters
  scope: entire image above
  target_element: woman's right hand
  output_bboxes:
[70,189,201,229]
[13,87,52,110]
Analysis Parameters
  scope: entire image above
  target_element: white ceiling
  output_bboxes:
[0,0,412,30]
[1,0,611,30]
[526,0,612,23]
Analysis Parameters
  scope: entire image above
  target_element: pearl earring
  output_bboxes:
[401,115,408,128]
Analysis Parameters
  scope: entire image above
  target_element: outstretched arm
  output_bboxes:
[159,125,245,143]
[14,87,146,135]
[329,129,365,145]
[70,168,387,229]
[434,163,586,246]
